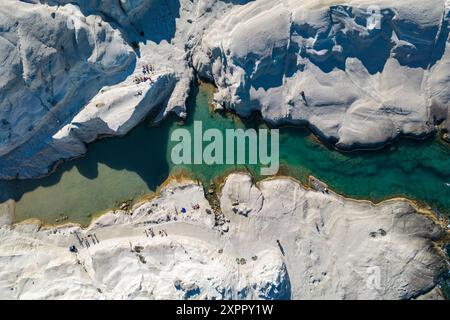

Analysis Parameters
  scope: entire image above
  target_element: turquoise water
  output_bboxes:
[1,83,450,225]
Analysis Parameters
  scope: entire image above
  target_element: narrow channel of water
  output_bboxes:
[1,82,450,225]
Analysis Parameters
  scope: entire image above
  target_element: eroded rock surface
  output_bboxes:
[0,0,238,179]
[0,174,447,300]
[193,0,450,149]
[1,0,450,178]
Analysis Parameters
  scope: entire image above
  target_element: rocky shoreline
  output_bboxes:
[0,173,448,299]
[0,0,449,300]
[1,0,450,179]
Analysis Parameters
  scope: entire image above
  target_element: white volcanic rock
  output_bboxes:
[220,173,448,300]
[429,0,450,137]
[0,178,289,300]
[220,174,263,217]
[193,0,450,149]
[0,0,229,179]
[1,0,449,178]
[0,1,136,178]
[0,174,447,300]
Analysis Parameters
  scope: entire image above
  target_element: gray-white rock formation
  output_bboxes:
[193,0,450,149]
[1,0,450,179]
[0,1,135,178]
[0,0,233,179]
[0,174,447,299]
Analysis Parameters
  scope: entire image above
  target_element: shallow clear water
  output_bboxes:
[1,83,450,225]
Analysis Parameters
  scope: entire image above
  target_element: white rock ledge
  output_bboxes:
[193,0,450,150]
[0,174,447,300]
[1,0,450,178]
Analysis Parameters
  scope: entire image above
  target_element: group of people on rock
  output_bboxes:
[133,63,156,87]
[144,227,168,238]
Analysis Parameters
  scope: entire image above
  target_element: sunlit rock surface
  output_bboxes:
[193,0,450,149]
[0,0,232,179]
[1,0,449,178]
[0,175,447,300]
